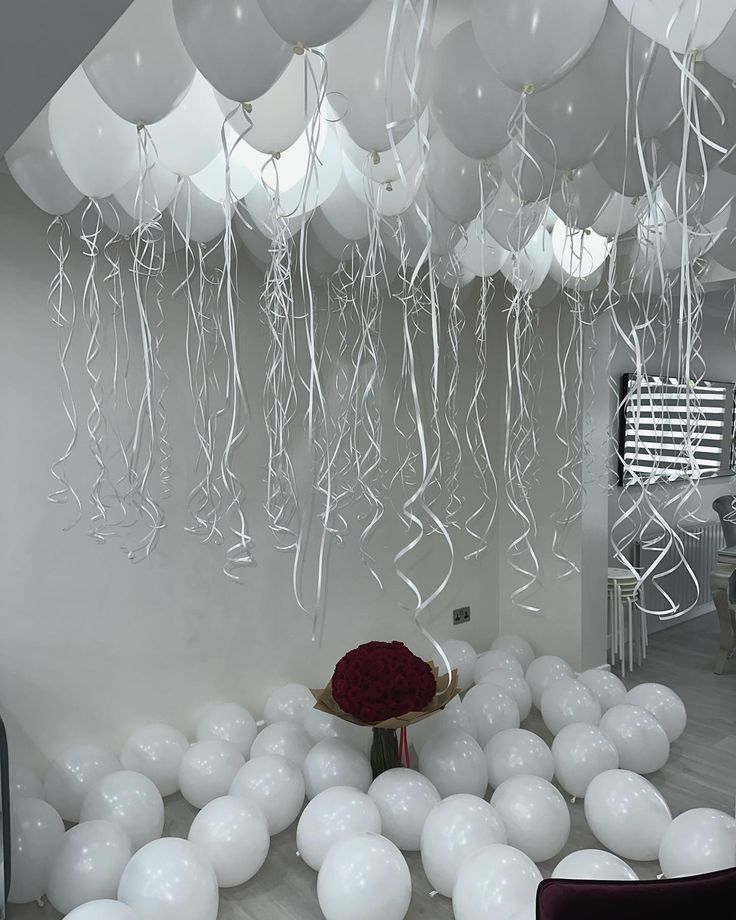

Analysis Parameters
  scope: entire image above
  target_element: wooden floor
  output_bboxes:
[17,613,736,920]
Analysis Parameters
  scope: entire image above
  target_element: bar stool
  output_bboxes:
[607,567,647,676]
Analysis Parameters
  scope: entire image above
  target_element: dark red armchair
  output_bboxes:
[537,867,736,920]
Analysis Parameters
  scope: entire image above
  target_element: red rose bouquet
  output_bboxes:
[312,640,458,776]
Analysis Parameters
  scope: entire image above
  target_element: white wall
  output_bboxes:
[495,299,609,671]
[0,178,499,769]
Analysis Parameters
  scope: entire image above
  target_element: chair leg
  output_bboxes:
[616,582,626,677]
[608,589,616,666]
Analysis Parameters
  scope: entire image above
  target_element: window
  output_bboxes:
[618,374,736,485]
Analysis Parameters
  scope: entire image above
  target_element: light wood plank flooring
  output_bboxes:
[14,613,736,920]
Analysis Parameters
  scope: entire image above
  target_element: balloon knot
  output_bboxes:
[385,182,393,192]
[371,150,381,166]
[137,123,145,132]
[294,42,305,55]
[523,83,535,95]
[273,151,281,160]
[242,102,253,114]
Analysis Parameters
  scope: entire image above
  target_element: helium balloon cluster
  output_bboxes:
[8,633,735,920]
[8,0,736,627]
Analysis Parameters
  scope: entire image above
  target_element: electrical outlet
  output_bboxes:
[453,605,470,625]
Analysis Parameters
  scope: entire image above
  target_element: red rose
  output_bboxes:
[331,641,437,723]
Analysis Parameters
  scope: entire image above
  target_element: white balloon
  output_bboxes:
[118,837,219,920]
[296,786,382,870]
[491,775,570,862]
[48,821,132,915]
[453,843,542,920]
[178,740,245,809]
[426,130,484,225]
[577,669,627,713]
[45,743,122,823]
[591,193,639,237]
[80,771,165,851]
[484,183,545,251]
[418,728,489,798]
[64,902,138,920]
[263,683,316,724]
[339,111,427,185]
[552,849,638,880]
[326,0,430,153]
[472,0,608,92]
[599,705,670,774]
[549,163,612,230]
[409,696,477,753]
[541,678,602,736]
[7,797,65,904]
[343,154,422,217]
[463,685,521,747]
[230,754,305,834]
[250,721,312,767]
[525,656,574,710]
[455,216,510,276]
[9,764,45,801]
[119,724,189,797]
[705,10,736,78]
[188,795,269,887]
[321,170,370,241]
[525,53,611,170]
[303,709,371,753]
[477,671,532,722]
[484,728,554,788]
[173,0,291,104]
[169,179,227,244]
[190,137,257,204]
[584,769,672,861]
[5,106,82,215]
[624,683,687,743]
[659,808,736,878]
[115,162,178,222]
[474,650,525,683]
[258,0,371,47]
[499,140,561,205]
[48,68,138,199]
[216,54,319,155]
[83,0,194,125]
[612,0,736,54]
[501,225,554,293]
[421,795,507,897]
[551,723,620,798]
[440,639,477,691]
[550,221,610,284]
[196,703,258,756]
[491,635,535,672]
[303,739,372,799]
[317,833,411,920]
[431,22,519,159]
[149,72,224,177]
[368,768,440,851]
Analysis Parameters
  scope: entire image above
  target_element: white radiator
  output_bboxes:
[634,520,723,617]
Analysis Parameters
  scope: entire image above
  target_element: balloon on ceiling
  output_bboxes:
[7,0,736,631]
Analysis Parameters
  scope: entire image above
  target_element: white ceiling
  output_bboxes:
[0,0,132,156]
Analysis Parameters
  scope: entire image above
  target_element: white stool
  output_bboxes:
[607,567,647,676]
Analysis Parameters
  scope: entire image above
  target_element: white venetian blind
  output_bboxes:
[620,375,735,484]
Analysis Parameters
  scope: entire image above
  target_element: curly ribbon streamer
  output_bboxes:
[79,197,119,543]
[384,0,453,678]
[125,127,166,562]
[219,104,256,578]
[46,216,82,529]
